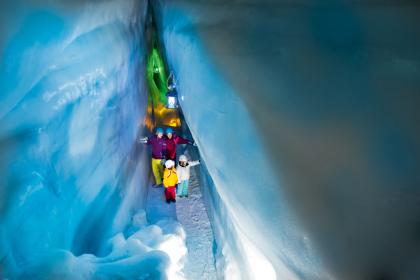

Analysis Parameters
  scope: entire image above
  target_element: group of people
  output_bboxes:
[140,127,200,203]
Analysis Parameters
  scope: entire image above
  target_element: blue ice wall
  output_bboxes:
[0,0,149,276]
[154,1,420,279]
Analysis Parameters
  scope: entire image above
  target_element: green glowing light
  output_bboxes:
[147,47,168,107]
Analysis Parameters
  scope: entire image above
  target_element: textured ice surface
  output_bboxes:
[17,212,186,280]
[0,0,157,278]
[153,1,420,279]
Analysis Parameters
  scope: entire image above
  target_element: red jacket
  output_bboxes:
[165,134,191,160]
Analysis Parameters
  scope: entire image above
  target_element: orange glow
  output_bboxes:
[145,45,182,131]
[144,103,181,132]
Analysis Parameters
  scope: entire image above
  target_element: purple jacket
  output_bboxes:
[146,135,167,159]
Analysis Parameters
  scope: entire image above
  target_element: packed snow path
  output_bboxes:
[145,158,217,279]
[146,183,177,224]
[175,158,218,280]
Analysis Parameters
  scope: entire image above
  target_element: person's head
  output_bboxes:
[166,127,173,139]
[156,127,164,138]
[165,160,175,169]
[179,154,188,167]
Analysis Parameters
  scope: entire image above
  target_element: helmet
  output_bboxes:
[156,127,164,134]
[166,127,173,135]
[165,160,175,169]
[179,155,188,162]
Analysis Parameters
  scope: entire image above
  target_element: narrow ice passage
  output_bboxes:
[143,5,218,278]
[2,0,420,279]
[144,149,218,280]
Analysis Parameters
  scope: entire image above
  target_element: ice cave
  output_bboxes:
[1,0,420,279]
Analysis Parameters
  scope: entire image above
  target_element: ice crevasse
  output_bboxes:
[1,0,186,279]
[1,0,420,280]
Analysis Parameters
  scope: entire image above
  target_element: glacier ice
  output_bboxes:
[2,0,420,279]
[153,0,420,279]
[0,0,189,278]
[16,214,187,280]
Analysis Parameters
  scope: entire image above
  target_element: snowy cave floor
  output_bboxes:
[145,150,217,280]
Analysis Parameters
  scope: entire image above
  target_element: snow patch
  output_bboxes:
[18,211,187,280]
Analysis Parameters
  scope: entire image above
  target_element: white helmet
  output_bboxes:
[165,160,175,168]
[179,155,188,162]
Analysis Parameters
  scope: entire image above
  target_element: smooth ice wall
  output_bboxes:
[154,1,324,279]
[154,1,420,279]
[0,0,149,276]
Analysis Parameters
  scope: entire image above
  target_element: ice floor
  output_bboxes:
[145,152,217,280]
[175,151,217,280]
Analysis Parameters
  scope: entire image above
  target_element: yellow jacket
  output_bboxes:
[163,168,178,188]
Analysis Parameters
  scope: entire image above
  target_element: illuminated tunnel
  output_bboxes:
[1,0,420,279]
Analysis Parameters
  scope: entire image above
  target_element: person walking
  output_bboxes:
[164,127,194,161]
[140,127,167,187]
[163,160,178,203]
[176,154,200,197]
